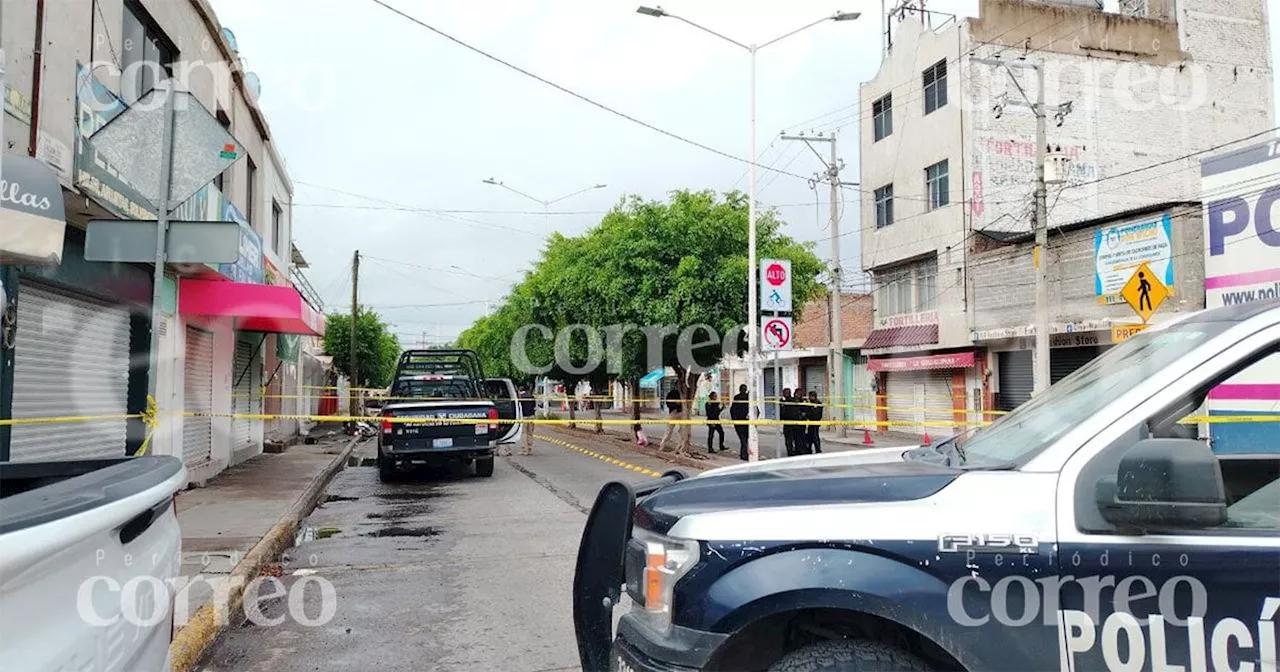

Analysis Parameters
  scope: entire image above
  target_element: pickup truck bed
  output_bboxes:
[1,456,186,672]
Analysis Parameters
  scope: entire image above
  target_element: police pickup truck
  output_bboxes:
[377,349,520,481]
[573,301,1280,672]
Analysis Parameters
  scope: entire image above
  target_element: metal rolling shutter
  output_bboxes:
[183,327,214,465]
[763,367,777,420]
[1051,347,1099,385]
[10,284,131,461]
[924,370,955,434]
[998,350,1034,412]
[803,364,826,396]
[231,338,258,452]
[886,371,926,434]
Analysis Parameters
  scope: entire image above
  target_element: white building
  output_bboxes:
[858,0,1274,433]
[0,0,322,483]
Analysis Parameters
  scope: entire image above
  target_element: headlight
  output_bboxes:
[630,527,700,632]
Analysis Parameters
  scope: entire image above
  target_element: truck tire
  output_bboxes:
[768,640,933,672]
[377,448,395,483]
[474,456,495,478]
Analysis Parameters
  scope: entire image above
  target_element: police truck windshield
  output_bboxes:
[945,320,1232,467]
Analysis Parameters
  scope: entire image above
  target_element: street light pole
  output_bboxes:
[637,6,859,461]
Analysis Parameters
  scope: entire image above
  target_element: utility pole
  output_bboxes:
[349,250,359,416]
[780,132,850,436]
[973,57,1072,394]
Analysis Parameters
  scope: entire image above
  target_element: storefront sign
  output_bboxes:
[869,351,976,372]
[876,310,938,330]
[0,154,68,265]
[1050,332,1102,348]
[1095,214,1174,304]
[216,202,264,285]
[973,320,1113,342]
[5,84,31,125]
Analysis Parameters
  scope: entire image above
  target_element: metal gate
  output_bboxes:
[1051,346,1099,385]
[183,326,214,465]
[886,371,926,434]
[231,337,259,453]
[998,350,1034,412]
[10,283,131,461]
[803,364,826,396]
[763,367,777,420]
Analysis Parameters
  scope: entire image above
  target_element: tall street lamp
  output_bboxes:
[636,5,858,461]
[482,178,607,232]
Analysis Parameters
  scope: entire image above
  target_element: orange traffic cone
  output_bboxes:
[922,431,932,446]
[862,428,875,446]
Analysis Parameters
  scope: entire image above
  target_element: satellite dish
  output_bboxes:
[222,28,239,52]
[244,72,262,102]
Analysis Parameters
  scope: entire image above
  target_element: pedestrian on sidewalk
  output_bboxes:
[781,388,799,457]
[704,392,725,453]
[518,386,537,456]
[658,387,682,452]
[730,384,749,460]
[806,390,823,454]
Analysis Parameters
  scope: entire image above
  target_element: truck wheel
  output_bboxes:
[769,640,933,672]
[378,448,395,483]
[474,456,495,477]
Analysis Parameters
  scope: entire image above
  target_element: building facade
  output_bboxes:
[0,0,322,482]
[859,0,1274,434]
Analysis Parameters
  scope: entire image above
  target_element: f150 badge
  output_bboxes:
[937,533,1039,554]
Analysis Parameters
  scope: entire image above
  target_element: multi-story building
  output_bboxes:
[0,0,322,482]
[859,0,1273,433]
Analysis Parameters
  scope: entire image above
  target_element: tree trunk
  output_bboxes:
[594,399,603,434]
[568,395,576,429]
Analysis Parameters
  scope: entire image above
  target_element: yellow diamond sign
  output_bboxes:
[1120,262,1169,323]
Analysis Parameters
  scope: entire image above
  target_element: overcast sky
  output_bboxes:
[209,0,1279,346]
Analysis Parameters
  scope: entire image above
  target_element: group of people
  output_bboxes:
[700,385,822,458]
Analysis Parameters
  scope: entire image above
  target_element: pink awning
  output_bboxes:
[179,278,324,336]
[868,351,976,373]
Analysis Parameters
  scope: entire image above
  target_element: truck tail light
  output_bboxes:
[487,408,499,431]
[382,411,393,434]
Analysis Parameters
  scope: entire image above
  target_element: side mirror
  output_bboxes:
[1096,438,1227,531]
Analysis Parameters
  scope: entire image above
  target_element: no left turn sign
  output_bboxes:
[761,317,793,351]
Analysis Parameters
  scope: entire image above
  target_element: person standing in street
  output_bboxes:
[780,388,797,457]
[730,384,749,460]
[659,387,682,452]
[518,386,537,456]
[806,390,823,454]
[704,392,725,453]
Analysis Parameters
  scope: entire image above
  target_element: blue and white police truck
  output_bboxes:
[573,300,1280,672]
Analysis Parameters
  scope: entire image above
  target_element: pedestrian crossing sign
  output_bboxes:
[1120,262,1168,323]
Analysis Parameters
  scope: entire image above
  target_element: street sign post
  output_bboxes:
[84,80,246,404]
[760,258,792,312]
[761,316,793,351]
[1120,262,1169,323]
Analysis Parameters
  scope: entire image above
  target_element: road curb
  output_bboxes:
[168,435,360,672]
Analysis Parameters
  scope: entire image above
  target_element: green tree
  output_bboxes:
[323,307,401,389]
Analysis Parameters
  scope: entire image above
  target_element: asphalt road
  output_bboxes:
[195,434,688,672]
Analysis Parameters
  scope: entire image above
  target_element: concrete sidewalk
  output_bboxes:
[171,427,358,671]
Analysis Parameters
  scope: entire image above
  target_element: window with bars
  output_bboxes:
[916,257,938,310]
[872,94,893,142]
[923,59,948,115]
[874,184,894,229]
[925,159,949,211]
[875,256,939,316]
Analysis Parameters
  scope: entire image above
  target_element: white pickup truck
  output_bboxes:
[0,456,187,671]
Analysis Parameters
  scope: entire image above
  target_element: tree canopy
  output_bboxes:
[458,189,825,452]
[323,307,401,388]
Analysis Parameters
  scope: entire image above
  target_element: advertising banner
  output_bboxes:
[1094,214,1174,304]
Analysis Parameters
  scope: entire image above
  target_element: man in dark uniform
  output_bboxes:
[729,384,749,460]
[781,388,797,457]
[805,390,823,454]
[704,392,725,453]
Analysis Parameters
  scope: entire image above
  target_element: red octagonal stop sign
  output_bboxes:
[765,263,787,286]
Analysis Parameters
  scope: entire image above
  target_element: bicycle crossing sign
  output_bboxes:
[760,258,792,312]
[1120,262,1169,323]
[761,317,793,351]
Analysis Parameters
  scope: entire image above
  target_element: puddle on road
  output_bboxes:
[324,494,358,503]
[374,491,445,501]
[347,456,378,467]
[365,503,432,520]
[364,526,439,538]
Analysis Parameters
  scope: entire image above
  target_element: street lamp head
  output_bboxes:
[593,183,607,189]
[636,5,666,17]
[482,178,500,185]
[832,11,861,21]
